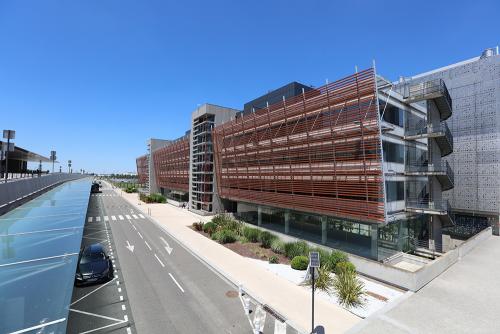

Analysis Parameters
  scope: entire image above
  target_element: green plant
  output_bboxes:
[212,214,242,234]
[203,222,218,235]
[335,261,356,275]
[139,193,166,203]
[192,221,204,231]
[243,226,261,242]
[212,229,237,244]
[269,255,279,264]
[311,247,330,268]
[326,250,348,272]
[124,185,137,193]
[259,231,276,248]
[270,239,285,254]
[302,264,334,295]
[332,268,365,308]
[291,255,309,270]
[284,241,309,259]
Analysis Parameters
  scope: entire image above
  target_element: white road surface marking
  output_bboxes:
[88,217,93,223]
[137,232,143,239]
[144,240,152,250]
[138,214,145,219]
[125,215,131,219]
[104,216,109,221]
[132,214,138,219]
[154,254,165,267]
[96,216,101,222]
[122,305,126,311]
[119,215,124,220]
[111,215,116,221]
[169,273,185,293]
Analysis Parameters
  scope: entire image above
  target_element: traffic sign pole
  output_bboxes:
[311,266,315,334]
[309,251,320,334]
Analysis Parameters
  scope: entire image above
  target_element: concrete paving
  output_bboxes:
[115,184,361,334]
[347,234,500,334]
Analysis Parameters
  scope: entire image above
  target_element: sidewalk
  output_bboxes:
[116,188,360,334]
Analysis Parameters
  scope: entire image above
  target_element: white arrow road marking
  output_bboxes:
[125,215,131,220]
[118,215,124,220]
[160,236,173,255]
[125,240,134,252]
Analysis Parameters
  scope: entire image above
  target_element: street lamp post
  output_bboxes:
[68,160,72,174]
[50,151,56,173]
[3,130,15,183]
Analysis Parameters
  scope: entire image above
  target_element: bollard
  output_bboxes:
[243,296,251,315]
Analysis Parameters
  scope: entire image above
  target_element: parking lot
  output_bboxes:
[67,191,135,334]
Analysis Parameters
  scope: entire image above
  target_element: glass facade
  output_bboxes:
[383,140,405,163]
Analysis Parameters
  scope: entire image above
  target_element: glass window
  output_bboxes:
[386,181,404,202]
[379,101,404,127]
[383,141,404,163]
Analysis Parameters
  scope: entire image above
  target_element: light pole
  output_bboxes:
[68,160,72,174]
[3,130,15,183]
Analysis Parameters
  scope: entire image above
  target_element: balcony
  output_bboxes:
[406,198,455,226]
[405,121,453,157]
[401,79,452,121]
[405,160,454,190]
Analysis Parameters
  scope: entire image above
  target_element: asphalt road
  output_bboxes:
[95,183,254,334]
[67,190,135,334]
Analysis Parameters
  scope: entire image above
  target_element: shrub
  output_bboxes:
[269,255,279,264]
[335,261,356,275]
[332,268,365,308]
[259,231,275,248]
[270,239,285,254]
[291,256,309,270]
[243,227,261,242]
[302,264,334,295]
[192,221,204,231]
[139,193,166,203]
[284,241,310,259]
[326,250,349,272]
[124,185,137,193]
[217,229,237,244]
[212,214,242,234]
[203,222,218,235]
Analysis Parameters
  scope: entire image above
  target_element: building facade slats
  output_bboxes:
[153,136,190,193]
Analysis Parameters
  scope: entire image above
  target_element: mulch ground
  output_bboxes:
[191,227,290,265]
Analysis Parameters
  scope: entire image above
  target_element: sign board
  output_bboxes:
[50,151,56,161]
[1,142,15,152]
[309,251,320,268]
[3,130,15,140]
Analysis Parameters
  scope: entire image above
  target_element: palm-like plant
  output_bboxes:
[332,268,365,308]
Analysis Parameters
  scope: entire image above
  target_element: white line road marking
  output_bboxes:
[88,217,93,223]
[132,214,138,219]
[132,225,137,231]
[111,215,116,221]
[169,273,185,293]
[125,215,131,219]
[124,315,128,322]
[138,214,145,219]
[96,216,101,222]
[120,295,123,301]
[118,287,122,293]
[127,327,132,334]
[154,254,165,267]
[70,278,117,306]
[122,304,126,311]
[137,231,143,239]
[144,240,152,250]
[69,308,125,323]
[104,216,109,221]
[116,280,120,285]
[8,318,66,334]
[119,215,124,220]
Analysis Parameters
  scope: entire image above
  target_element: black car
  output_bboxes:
[75,244,113,285]
[91,182,100,193]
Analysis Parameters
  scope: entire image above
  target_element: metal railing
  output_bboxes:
[405,120,452,140]
[402,79,452,110]
[406,198,451,213]
[406,159,454,183]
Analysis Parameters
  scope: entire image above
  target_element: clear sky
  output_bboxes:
[0,0,498,174]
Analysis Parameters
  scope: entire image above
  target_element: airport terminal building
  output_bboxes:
[135,59,464,262]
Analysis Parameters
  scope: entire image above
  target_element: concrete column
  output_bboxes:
[321,217,327,245]
[257,205,262,227]
[284,210,290,234]
[370,224,378,260]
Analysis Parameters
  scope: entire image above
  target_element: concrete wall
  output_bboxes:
[0,173,87,214]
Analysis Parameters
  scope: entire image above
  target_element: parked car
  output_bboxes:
[75,244,113,285]
[91,182,100,193]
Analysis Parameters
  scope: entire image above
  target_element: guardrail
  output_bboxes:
[402,79,452,110]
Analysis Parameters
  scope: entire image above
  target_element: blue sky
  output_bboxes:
[0,0,498,173]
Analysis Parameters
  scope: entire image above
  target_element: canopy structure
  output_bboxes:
[1,142,53,163]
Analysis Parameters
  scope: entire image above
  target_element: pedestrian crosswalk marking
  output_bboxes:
[139,214,145,219]
[126,215,131,219]
[104,216,109,221]
[96,216,101,222]
[88,217,93,223]
[111,216,116,221]
[132,214,138,219]
[119,215,124,220]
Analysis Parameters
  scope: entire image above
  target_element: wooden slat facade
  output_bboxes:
[136,154,149,185]
[213,68,385,224]
[152,136,190,193]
